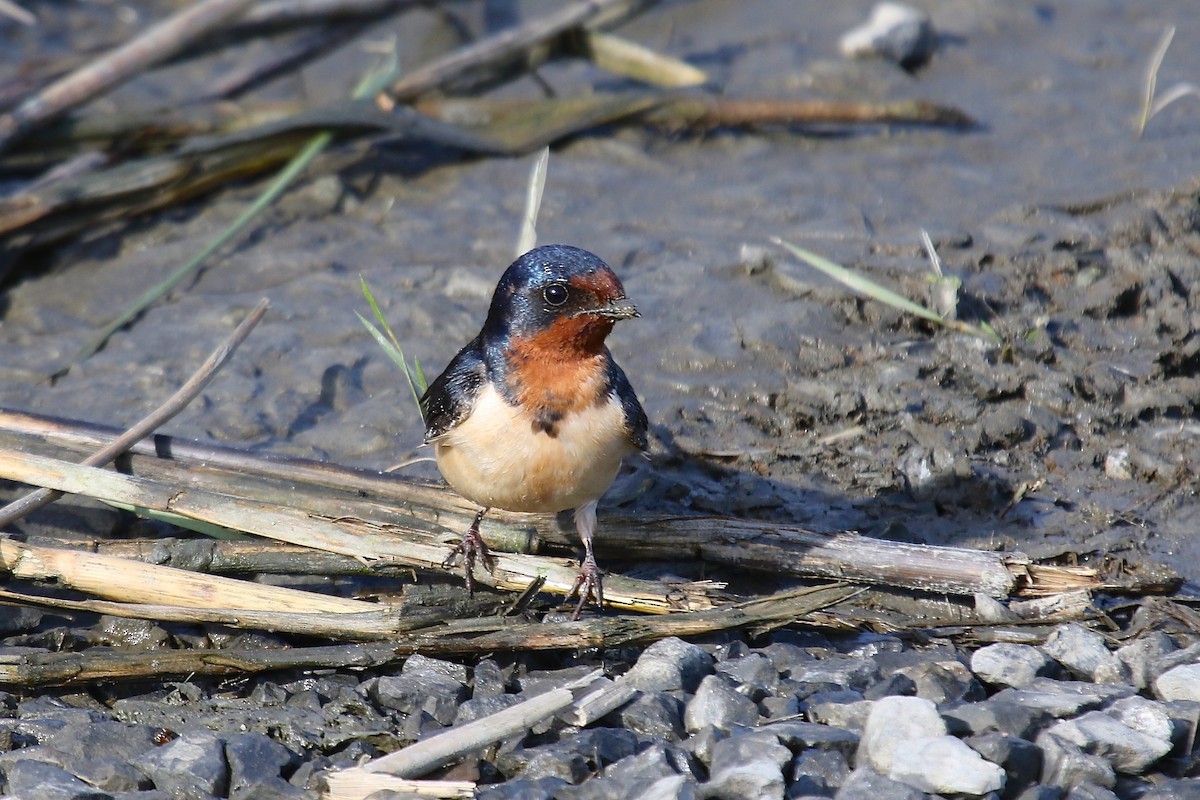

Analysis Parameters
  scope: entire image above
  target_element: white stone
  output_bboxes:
[970,643,1052,688]
[859,695,946,773]
[1047,711,1171,774]
[888,735,1006,795]
[1155,663,1200,702]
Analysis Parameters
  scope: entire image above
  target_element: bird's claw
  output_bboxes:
[443,522,496,595]
[563,553,605,620]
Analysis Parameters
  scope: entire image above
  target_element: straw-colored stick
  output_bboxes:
[0,537,372,614]
[323,669,600,798]
[0,449,718,614]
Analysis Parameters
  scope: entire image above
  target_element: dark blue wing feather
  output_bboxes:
[420,338,487,443]
[606,355,648,452]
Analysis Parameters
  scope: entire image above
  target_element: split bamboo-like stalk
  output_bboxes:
[0,448,722,615]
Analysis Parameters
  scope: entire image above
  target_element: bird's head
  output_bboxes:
[483,245,637,357]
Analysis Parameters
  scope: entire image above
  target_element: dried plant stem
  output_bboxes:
[0,0,257,153]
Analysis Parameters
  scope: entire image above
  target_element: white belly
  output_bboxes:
[433,383,636,513]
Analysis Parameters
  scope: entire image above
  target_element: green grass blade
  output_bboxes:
[772,237,1000,344]
[59,57,400,376]
[358,276,427,419]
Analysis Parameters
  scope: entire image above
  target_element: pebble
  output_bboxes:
[887,734,1006,794]
[1042,624,1131,684]
[1044,711,1171,774]
[683,675,759,732]
[859,695,947,773]
[624,637,714,693]
[0,617,1195,800]
[1153,663,1200,702]
[971,643,1058,688]
[837,1,937,70]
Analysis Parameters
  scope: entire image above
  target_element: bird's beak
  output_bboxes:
[585,299,639,320]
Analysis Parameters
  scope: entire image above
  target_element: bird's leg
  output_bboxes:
[442,507,495,594]
[565,499,604,619]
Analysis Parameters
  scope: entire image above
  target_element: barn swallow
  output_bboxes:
[420,244,648,618]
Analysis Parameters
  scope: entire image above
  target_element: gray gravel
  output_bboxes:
[0,629,1195,798]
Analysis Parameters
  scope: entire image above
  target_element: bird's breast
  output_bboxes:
[432,382,636,513]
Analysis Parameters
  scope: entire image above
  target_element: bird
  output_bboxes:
[419,244,648,618]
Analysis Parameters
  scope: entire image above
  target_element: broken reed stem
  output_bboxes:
[386,0,646,101]
[0,299,269,529]
[0,449,720,614]
[0,585,857,687]
[0,0,257,153]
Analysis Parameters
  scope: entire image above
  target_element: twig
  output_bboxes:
[346,670,601,780]
[386,0,647,101]
[0,0,257,153]
[0,585,858,686]
[200,21,372,101]
[0,299,269,528]
[0,0,34,26]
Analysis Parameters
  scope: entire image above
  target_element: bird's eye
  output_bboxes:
[543,283,569,306]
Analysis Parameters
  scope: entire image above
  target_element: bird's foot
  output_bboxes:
[564,553,605,620]
[442,511,496,595]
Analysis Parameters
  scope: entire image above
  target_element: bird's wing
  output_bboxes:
[606,356,649,452]
[420,339,488,443]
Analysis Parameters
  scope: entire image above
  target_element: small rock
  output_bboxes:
[515,666,599,697]
[942,698,1048,740]
[1064,784,1121,800]
[473,659,507,699]
[759,720,859,759]
[454,694,524,726]
[837,2,936,71]
[887,735,1006,795]
[971,643,1057,688]
[476,775,568,800]
[992,680,1134,719]
[706,731,790,800]
[1037,732,1116,789]
[133,729,229,797]
[225,732,301,797]
[684,675,759,733]
[805,691,872,732]
[1041,624,1130,684]
[1154,664,1200,702]
[834,767,927,800]
[860,695,947,774]
[610,692,686,742]
[1115,633,1175,691]
[624,638,714,693]
[899,659,985,704]
[1105,696,1173,745]
[756,643,814,677]
[790,748,850,796]
[3,759,110,800]
[715,653,777,699]
[862,674,916,701]
[966,732,1042,796]
[1045,711,1171,774]
[790,657,879,691]
[369,671,467,726]
[760,695,800,719]
[1138,778,1200,800]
